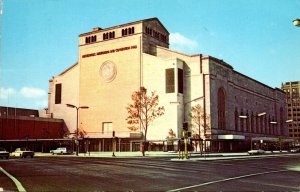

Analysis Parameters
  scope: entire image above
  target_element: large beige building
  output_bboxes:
[48,18,288,152]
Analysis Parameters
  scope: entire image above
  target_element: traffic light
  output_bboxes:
[183,122,188,131]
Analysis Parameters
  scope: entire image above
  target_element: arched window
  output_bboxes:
[218,88,226,129]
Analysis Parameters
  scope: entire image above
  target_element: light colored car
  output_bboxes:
[248,149,265,155]
[50,147,73,155]
[11,148,34,158]
[291,148,300,153]
[0,148,9,159]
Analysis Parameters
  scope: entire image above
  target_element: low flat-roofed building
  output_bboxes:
[0,106,66,152]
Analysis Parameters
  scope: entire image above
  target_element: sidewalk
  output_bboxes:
[35,151,297,160]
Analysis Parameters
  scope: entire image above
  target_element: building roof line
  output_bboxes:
[58,62,78,76]
[79,17,169,37]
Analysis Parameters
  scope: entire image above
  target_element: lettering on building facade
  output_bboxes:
[82,45,138,58]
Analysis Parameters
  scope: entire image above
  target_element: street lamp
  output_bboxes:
[257,112,266,117]
[66,104,89,156]
[293,18,300,27]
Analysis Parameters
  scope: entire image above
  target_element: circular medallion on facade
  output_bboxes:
[100,61,117,82]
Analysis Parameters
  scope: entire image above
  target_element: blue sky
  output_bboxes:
[0,0,300,109]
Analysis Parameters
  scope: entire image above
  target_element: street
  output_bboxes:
[0,154,300,191]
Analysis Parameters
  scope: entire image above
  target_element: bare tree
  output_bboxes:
[189,104,210,152]
[166,129,176,140]
[126,87,165,156]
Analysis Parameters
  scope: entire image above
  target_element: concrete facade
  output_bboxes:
[48,18,288,152]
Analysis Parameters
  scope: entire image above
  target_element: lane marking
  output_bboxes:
[167,170,288,192]
[0,166,26,192]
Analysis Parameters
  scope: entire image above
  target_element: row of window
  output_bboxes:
[103,31,115,40]
[121,27,135,36]
[289,128,300,131]
[288,104,300,107]
[85,35,97,44]
[234,109,284,135]
[283,88,299,93]
[289,134,300,138]
[145,27,167,43]
[85,27,136,44]
[165,68,183,94]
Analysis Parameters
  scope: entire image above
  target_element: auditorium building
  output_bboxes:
[47,17,289,152]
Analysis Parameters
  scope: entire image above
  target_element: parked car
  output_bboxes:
[248,149,265,155]
[11,148,34,158]
[50,147,73,155]
[0,148,9,159]
[290,148,300,153]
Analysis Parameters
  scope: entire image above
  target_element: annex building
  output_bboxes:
[48,18,289,152]
[282,81,300,145]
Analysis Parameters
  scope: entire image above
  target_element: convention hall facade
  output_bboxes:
[47,18,289,152]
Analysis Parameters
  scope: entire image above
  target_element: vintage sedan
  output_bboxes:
[11,148,34,158]
[0,148,9,159]
[291,148,300,153]
[248,149,265,155]
[50,147,73,155]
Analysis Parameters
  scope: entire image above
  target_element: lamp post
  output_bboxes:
[183,96,205,158]
[66,104,89,156]
[293,18,300,27]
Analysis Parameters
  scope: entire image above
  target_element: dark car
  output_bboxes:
[0,147,10,159]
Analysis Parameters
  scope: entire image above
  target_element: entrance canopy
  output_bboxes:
[251,137,296,143]
[218,135,245,140]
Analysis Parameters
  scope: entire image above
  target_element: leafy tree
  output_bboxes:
[126,87,165,156]
[189,104,210,152]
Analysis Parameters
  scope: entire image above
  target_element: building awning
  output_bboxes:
[251,137,278,142]
[251,137,296,143]
[218,135,245,140]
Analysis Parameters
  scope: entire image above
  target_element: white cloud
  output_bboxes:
[169,32,199,53]
[20,87,47,98]
[0,87,16,99]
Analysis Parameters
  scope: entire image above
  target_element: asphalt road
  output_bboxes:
[0,154,300,191]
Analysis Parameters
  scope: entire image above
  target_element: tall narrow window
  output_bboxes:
[178,68,183,94]
[165,68,175,93]
[235,108,238,131]
[240,110,244,132]
[280,107,284,135]
[55,84,62,104]
[218,88,226,129]
[251,112,254,132]
[246,111,249,132]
